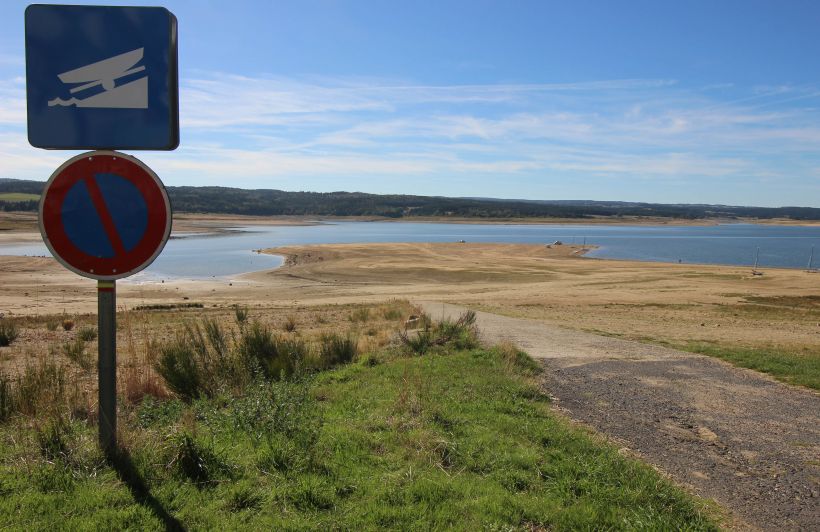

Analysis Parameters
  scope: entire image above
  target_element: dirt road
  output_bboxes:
[419,301,820,531]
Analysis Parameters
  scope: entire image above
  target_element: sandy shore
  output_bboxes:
[1,241,817,356]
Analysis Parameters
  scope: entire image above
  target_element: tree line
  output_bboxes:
[2,178,819,220]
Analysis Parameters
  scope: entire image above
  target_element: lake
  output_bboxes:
[2,221,818,280]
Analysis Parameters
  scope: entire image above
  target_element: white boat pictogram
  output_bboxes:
[48,48,148,109]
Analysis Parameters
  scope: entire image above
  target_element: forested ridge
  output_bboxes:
[2,178,819,220]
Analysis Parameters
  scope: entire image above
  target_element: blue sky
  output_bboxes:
[2,0,820,207]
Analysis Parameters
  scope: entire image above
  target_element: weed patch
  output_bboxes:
[77,326,97,342]
[62,338,93,371]
[400,310,478,354]
[0,321,18,347]
[318,333,358,368]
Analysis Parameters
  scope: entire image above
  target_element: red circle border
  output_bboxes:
[39,151,172,280]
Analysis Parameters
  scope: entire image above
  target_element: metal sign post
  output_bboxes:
[98,280,116,452]
[26,4,178,452]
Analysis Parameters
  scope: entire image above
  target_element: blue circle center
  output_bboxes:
[61,173,148,258]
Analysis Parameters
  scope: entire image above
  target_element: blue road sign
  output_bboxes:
[25,4,179,150]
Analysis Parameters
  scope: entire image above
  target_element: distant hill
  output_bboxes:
[2,178,819,220]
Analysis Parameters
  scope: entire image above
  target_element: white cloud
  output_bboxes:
[0,72,819,205]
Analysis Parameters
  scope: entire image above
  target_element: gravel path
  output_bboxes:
[419,301,820,531]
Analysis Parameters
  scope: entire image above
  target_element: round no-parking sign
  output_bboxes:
[39,150,172,280]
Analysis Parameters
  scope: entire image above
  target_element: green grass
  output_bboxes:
[680,342,820,390]
[0,348,717,530]
[0,193,39,202]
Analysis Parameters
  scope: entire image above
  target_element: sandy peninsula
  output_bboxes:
[0,237,817,356]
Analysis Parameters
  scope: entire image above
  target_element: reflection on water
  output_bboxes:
[2,222,818,280]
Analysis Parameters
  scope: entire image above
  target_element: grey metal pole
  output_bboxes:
[98,280,116,453]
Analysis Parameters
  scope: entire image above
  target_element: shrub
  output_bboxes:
[155,339,203,402]
[167,431,231,485]
[225,483,263,512]
[318,333,358,368]
[154,319,240,401]
[0,373,15,422]
[381,302,404,320]
[61,319,75,331]
[400,310,479,355]
[77,326,97,342]
[238,322,306,381]
[122,364,168,404]
[17,358,67,417]
[0,321,18,347]
[234,305,249,327]
[45,320,59,332]
[401,327,435,355]
[349,308,370,323]
[282,315,297,332]
[36,417,73,462]
[62,338,93,371]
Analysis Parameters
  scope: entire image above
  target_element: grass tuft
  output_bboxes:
[77,326,97,342]
[282,315,298,332]
[62,338,92,371]
[0,373,15,422]
[166,431,232,485]
[234,305,249,327]
[0,321,18,347]
[318,332,358,368]
[400,310,479,355]
[349,307,371,323]
[17,358,67,417]
[238,322,306,381]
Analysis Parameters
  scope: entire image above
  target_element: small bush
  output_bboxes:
[36,417,73,462]
[349,308,371,323]
[400,310,479,355]
[234,305,249,327]
[238,322,306,381]
[77,326,97,342]
[167,431,231,485]
[225,482,263,512]
[318,333,358,368]
[122,364,168,404]
[62,338,92,371]
[45,320,59,332]
[155,340,202,402]
[0,321,18,347]
[17,358,67,417]
[282,315,297,332]
[154,319,241,401]
[0,373,15,422]
[402,327,435,355]
[381,304,404,321]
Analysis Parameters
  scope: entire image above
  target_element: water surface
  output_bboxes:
[2,221,818,280]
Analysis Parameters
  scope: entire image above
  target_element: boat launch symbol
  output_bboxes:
[48,48,148,109]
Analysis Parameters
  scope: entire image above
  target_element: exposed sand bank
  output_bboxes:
[2,242,817,357]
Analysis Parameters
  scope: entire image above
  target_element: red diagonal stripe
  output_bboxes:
[84,176,127,257]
